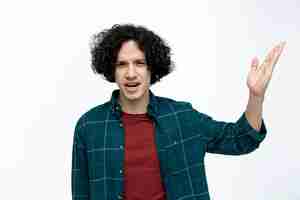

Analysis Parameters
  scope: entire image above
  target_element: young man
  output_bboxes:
[71,24,285,200]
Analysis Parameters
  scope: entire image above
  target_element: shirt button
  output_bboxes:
[174,141,177,145]
[119,123,123,127]
[117,194,123,199]
[120,145,123,150]
[120,169,123,174]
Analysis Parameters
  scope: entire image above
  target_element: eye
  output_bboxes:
[115,62,125,67]
[136,61,146,66]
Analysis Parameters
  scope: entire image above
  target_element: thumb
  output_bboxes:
[251,57,259,70]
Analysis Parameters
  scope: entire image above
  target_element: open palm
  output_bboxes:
[247,42,285,98]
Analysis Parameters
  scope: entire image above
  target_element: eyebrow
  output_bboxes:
[116,59,146,63]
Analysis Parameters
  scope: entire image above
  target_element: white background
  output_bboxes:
[0,0,299,199]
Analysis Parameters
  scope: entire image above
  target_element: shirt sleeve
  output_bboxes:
[71,118,90,199]
[189,104,267,155]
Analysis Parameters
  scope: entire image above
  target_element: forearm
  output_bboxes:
[245,93,264,131]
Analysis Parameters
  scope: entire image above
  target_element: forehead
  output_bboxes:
[117,40,145,61]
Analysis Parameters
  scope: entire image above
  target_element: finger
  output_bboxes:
[272,41,286,66]
[264,45,277,73]
[266,41,286,75]
[251,57,259,71]
[260,42,282,75]
[257,46,274,73]
[266,45,277,65]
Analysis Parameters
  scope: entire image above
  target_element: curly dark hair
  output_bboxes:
[90,23,175,85]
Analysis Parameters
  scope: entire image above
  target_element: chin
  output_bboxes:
[121,88,147,102]
[124,91,143,101]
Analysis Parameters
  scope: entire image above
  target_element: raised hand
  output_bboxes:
[247,42,286,98]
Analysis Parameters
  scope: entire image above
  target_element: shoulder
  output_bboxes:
[74,101,111,131]
[155,95,212,121]
[155,95,194,114]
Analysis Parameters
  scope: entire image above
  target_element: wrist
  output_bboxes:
[249,92,265,103]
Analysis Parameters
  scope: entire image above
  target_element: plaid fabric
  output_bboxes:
[72,89,267,200]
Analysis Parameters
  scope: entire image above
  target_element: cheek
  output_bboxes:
[147,75,151,83]
[143,70,151,82]
[114,71,121,82]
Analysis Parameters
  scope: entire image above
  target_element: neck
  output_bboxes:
[118,90,149,114]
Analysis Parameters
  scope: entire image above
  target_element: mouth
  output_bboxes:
[124,82,141,91]
[124,82,141,87]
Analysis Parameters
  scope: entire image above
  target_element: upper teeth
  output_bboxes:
[127,83,138,86]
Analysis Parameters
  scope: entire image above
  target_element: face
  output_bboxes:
[114,40,151,105]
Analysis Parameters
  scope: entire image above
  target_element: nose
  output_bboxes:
[125,64,137,80]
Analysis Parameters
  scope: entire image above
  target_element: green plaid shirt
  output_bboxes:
[72,89,267,200]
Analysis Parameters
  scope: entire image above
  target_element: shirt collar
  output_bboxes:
[110,89,158,119]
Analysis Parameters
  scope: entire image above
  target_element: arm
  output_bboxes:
[245,41,285,131]
[190,108,267,155]
[245,93,264,131]
[72,120,89,199]
[202,41,285,155]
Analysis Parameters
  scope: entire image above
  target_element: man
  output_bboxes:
[71,24,285,200]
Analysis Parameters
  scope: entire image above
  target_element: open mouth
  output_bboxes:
[124,82,141,92]
[125,82,141,88]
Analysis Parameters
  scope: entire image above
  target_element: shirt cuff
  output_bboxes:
[236,112,267,142]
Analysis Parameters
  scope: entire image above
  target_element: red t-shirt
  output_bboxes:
[121,111,166,200]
